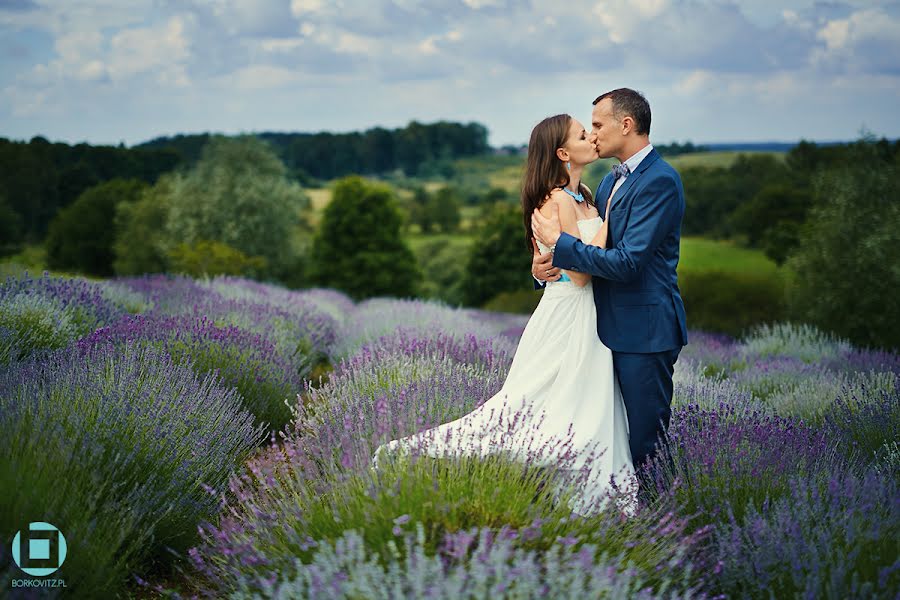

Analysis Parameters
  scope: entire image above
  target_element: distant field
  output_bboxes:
[667,151,785,170]
[306,188,332,226]
[404,232,780,278]
[406,233,474,256]
[679,236,781,276]
[306,150,786,220]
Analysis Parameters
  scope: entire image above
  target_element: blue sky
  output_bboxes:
[1,0,898,147]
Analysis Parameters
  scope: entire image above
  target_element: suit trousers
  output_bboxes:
[612,348,680,472]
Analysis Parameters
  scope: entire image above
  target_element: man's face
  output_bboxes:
[589,98,619,159]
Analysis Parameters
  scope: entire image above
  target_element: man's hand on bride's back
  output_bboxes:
[532,239,561,282]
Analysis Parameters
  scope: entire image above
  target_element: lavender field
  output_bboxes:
[1,272,898,599]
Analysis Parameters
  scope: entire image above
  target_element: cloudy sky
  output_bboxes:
[1,0,899,147]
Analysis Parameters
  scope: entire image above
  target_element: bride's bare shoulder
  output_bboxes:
[539,188,572,217]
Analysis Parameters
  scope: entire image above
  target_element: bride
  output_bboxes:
[373,114,636,516]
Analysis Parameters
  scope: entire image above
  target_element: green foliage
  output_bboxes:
[429,186,463,232]
[0,193,23,256]
[112,174,173,275]
[407,187,434,233]
[214,448,699,596]
[679,269,786,337]
[164,135,311,280]
[142,121,490,179]
[414,237,467,306]
[682,153,789,238]
[787,153,900,351]
[309,176,420,300]
[0,293,77,363]
[0,344,264,596]
[482,289,542,314]
[462,204,532,307]
[0,136,180,242]
[45,178,147,276]
[168,240,267,278]
[730,183,812,264]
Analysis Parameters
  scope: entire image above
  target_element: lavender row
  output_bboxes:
[0,343,265,596]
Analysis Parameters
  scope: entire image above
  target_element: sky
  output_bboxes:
[1,0,899,148]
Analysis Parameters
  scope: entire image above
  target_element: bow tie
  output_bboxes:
[612,163,631,180]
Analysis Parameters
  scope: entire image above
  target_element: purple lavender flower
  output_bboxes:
[714,471,899,598]
[79,312,303,431]
[1,342,264,595]
[1,272,127,362]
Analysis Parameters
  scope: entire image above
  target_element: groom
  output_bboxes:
[531,88,688,482]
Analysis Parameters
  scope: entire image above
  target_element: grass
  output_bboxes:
[679,236,781,277]
[406,233,474,256]
[667,150,785,170]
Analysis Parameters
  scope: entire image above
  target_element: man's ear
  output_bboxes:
[621,116,633,136]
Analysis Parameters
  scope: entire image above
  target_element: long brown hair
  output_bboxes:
[521,114,594,251]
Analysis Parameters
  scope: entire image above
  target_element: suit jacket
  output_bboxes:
[552,148,688,353]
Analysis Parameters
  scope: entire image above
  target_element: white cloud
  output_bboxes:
[227,64,300,89]
[1,0,899,146]
[108,16,191,84]
[462,0,506,8]
[290,0,325,17]
[818,18,851,50]
[812,7,900,73]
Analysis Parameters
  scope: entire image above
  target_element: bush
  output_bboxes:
[168,239,267,278]
[0,344,264,596]
[462,204,533,307]
[415,237,467,306]
[786,152,900,351]
[0,273,126,364]
[679,269,785,337]
[46,179,147,276]
[730,183,812,264]
[113,174,173,275]
[309,176,420,300]
[714,472,899,599]
[80,313,304,432]
[0,193,23,257]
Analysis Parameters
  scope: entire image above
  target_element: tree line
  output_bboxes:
[0,137,180,251]
[680,137,900,264]
[4,130,897,350]
[0,121,490,254]
[138,121,491,180]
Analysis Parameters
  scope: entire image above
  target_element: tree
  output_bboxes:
[409,187,433,233]
[113,175,175,275]
[0,193,23,256]
[787,145,900,351]
[429,186,463,233]
[308,176,420,300]
[730,183,812,264]
[164,135,311,280]
[415,237,468,306]
[462,204,533,307]
[45,178,147,275]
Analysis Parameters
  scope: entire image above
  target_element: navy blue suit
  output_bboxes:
[552,148,688,470]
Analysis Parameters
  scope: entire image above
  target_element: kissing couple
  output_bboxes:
[374,88,688,516]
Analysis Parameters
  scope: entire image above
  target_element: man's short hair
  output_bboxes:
[593,88,651,135]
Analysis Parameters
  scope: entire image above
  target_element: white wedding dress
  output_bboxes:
[373,217,636,516]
